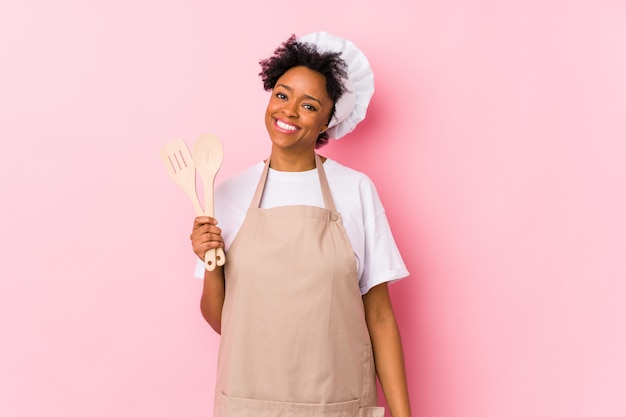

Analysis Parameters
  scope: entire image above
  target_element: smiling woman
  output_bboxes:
[264,66,335,165]
[188,32,411,417]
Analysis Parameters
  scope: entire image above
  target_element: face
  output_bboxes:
[265,66,334,152]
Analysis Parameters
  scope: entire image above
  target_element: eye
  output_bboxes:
[275,92,287,100]
[303,103,317,111]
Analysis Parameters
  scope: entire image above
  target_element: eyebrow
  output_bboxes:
[276,84,322,105]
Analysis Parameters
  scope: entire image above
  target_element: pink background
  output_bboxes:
[2,1,625,416]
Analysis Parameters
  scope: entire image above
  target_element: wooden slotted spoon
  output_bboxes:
[160,138,204,216]
[192,133,226,270]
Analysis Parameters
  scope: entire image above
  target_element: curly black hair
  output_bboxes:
[259,35,348,148]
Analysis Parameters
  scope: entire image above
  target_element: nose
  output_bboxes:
[281,100,298,118]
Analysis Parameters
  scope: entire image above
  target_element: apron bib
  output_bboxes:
[214,155,383,417]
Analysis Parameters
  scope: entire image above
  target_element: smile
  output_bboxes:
[275,119,300,132]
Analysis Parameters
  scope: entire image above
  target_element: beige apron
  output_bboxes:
[214,154,384,417]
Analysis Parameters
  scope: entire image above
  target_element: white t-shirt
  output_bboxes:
[194,158,409,294]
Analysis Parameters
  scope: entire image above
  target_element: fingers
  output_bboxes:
[190,224,223,243]
[190,216,224,260]
[193,216,218,229]
[191,216,222,240]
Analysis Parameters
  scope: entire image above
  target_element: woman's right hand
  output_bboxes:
[190,216,224,261]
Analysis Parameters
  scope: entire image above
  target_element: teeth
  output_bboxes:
[277,120,298,131]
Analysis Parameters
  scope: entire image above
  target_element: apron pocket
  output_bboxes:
[356,406,385,417]
[219,392,360,417]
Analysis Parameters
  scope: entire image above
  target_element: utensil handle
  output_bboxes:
[186,188,205,217]
[204,179,226,267]
[191,191,221,271]
[216,247,226,266]
[202,192,222,270]
[204,248,217,271]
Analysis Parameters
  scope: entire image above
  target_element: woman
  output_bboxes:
[190,32,411,417]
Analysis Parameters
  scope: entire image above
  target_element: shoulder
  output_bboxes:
[324,159,381,202]
[217,162,263,191]
[323,158,385,221]
[324,158,376,189]
[215,161,264,206]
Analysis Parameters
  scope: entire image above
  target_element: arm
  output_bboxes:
[200,265,225,334]
[363,283,411,417]
[191,216,226,334]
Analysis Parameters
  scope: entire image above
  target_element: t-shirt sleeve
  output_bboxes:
[357,179,409,295]
[359,211,409,294]
[193,258,205,279]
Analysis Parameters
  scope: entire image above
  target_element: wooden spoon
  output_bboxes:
[192,133,226,270]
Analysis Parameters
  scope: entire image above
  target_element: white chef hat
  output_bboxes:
[298,31,375,139]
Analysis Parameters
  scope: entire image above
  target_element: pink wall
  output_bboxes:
[2,1,625,416]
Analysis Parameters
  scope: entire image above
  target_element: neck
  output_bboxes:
[269,148,319,172]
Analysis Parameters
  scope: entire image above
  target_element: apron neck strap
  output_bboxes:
[250,154,337,212]
[314,154,337,212]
